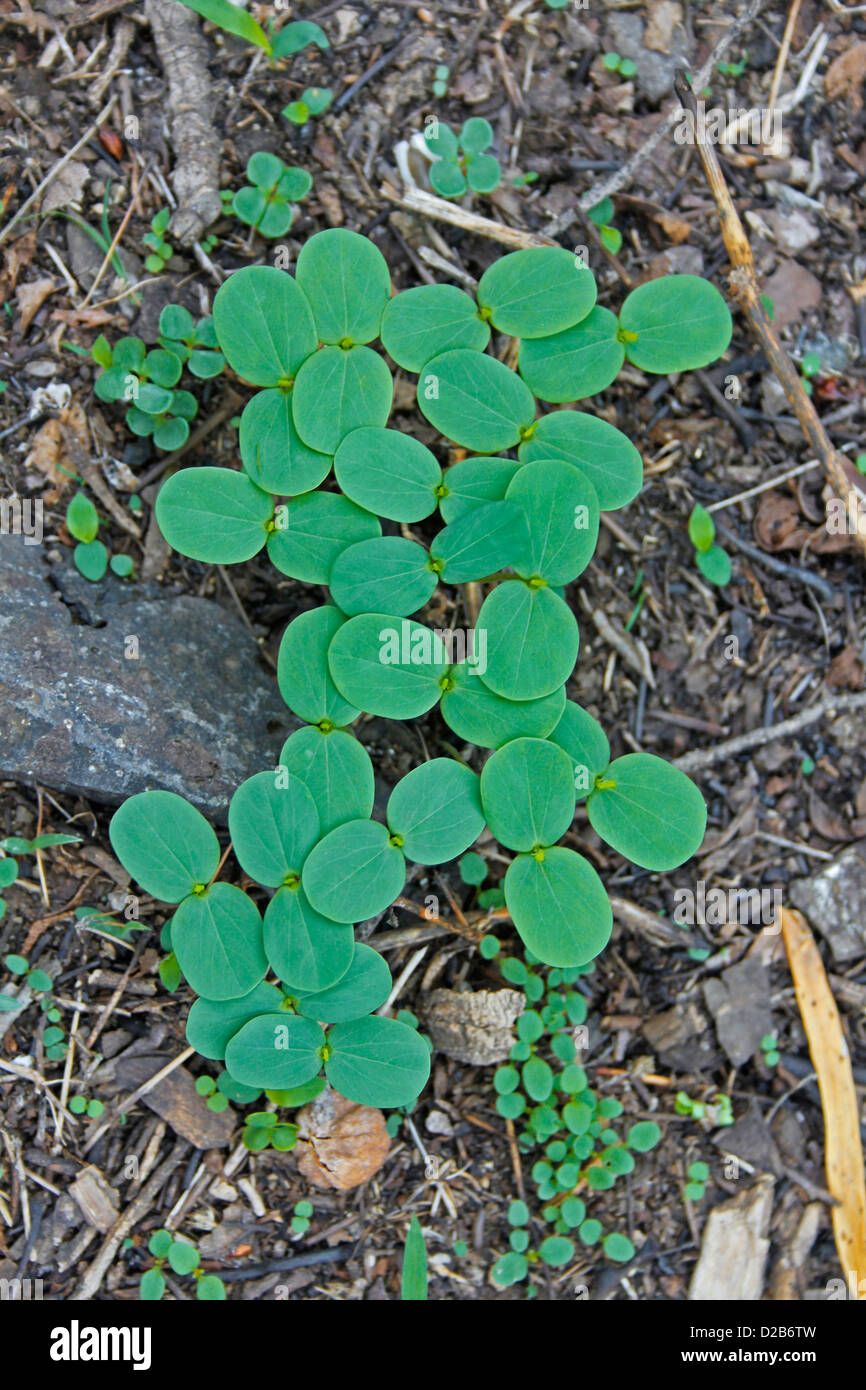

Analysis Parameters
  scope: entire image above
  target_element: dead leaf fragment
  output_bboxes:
[17,277,56,334]
[825,43,866,115]
[780,907,866,1296]
[41,159,90,216]
[295,1090,390,1191]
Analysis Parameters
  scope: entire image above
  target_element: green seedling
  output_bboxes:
[511,170,539,187]
[424,118,501,199]
[106,229,728,1118]
[432,64,450,98]
[401,1216,428,1299]
[760,1033,780,1068]
[65,490,135,581]
[688,504,731,587]
[601,52,637,78]
[283,87,333,125]
[855,453,866,475]
[93,332,199,451]
[685,1160,710,1202]
[139,1228,226,1301]
[231,152,313,237]
[176,0,328,64]
[675,1090,733,1127]
[718,50,749,78]
[69,1095,104,1118]
[158,305,225,378]
[458,851,487,886]
[143,208,173,274]
[0,834,80,938]
[291,1199,314,1235]
[1,953,65,1055]
[799,350,821,397]
[587,196,622,255]
[490,947,652,1276]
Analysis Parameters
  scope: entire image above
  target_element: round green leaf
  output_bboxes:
[258,203,295,239]
[155,466,272,563]
[441,661,565,749]
[228,770,320,887]
[417,349,535,452]
[296,228,391,345]
[66,491,99,543]
[152,416,188,452]
[429,159,467,199]
[302,819,406,923]
[73,540,108,582]
[0,860,18,889]
[381,284,490,372]
[504,847,612,966]
[519,305,625,402]
[430,499,531,583]
[626,1120,661,1152]
[109,790,219,902]
[548,701,610,795]
[279,166,313,200]
[213,265,318,385]
[387,759,484,864]
[478,582,578,700]
[424,121,459,159]
[523,1054,554,1102]
[277,605,361,726]
[263,884,354,992]
[328,613,448,719]
[603,1232,635,1263]
[438,456,523,524]
[481,737,575,851]
[159,303,194,340]
[477,247,597,339]
[459,117,493,155]
[506,458,599,585]
[492,1251,527,1287]
[539,1235,574,1267]
[292,345,393,455]
[140,1269,165,1301]
[267,489,381,584]
[239,388,331,495]
[325,1015,430,1107]
[586,753,707,870]
[696,545,732,586]
[225,1013,325,1091]
[619,274,732,373]
[144,349,182,389]
[197,1275,227,1301]
[279,726,374,834]
[185,981,283,1060]
[465,153,501,193]
[519,410,643,511]
[334,426,442,522]
[688,503,715,551]
[233,185,267,228]
[167,1241,199,1276]
[246,150,283,188]
[296,943,391,1022]
[172,883,267,1000]
[329,537,437,617]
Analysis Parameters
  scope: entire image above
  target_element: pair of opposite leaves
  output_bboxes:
[108,787,430,1106]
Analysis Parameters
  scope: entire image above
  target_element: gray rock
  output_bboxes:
[790,843,866,961]
[703,957,774,1067]
[0,532,297,819]
[605,12,691,104]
